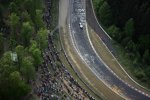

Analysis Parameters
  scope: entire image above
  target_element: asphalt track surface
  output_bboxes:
[68,0,150,99]
[86,0,116,56]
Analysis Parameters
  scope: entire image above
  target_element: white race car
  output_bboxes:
[79,22,83,29]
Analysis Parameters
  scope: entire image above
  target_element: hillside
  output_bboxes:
[93,0,150,87]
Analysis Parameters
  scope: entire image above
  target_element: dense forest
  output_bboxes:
[93,0,150,85]
[0,0,48,99]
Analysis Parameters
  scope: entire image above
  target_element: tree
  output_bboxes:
[37,28,48,49]
[125,40,136,52]
[24,0,43,20]
[0,70,30,100]
[24,0,36,19]
[15,45,24,69]
[0,52,30,100]
[13,0,22,5]
[8,71,31,99]
[21,11,33,24]
[0,33,4,54]
[9,13,19,34]
[29,40,38,52]
[98,1,112,26]
[93,0,104,12]
[107,25,121,41]
[0,4,3,16]
[145,67,150,78]
[143,49,150,64]
[8,13,20,46]
[21,22,34,46]
[29,40,42,69]
[15,45,24,60]
[21,57,35,82]
[35,9,45,30]
[9,2,18,13]
[34,0,43,10]
[0,51,13,67]
[139,35,150,51]
[124,18,134,38]
[32,48,42,67]
[134,68,145,80]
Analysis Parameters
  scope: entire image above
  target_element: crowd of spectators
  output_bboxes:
[32,0,95,99]
[33,33,95,99]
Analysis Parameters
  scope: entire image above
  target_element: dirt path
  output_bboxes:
[59,0,69,28]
